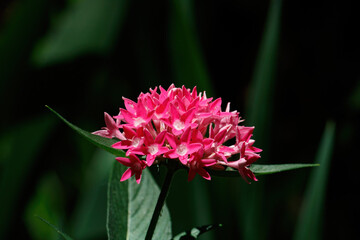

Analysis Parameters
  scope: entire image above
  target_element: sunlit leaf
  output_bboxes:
[293,121,335,240]
[107,162,172,240]
[46,106,125,157]
[250,164,319,175]
[172,223,222,240]
[209,163,319,178]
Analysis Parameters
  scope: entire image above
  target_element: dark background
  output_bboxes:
[0,0,359,239]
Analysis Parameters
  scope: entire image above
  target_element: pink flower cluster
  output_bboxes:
[93,85,261,184]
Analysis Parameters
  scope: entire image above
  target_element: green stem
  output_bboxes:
[145,163,177,240]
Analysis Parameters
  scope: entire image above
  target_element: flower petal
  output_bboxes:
[155,130,167,145]
[187,169,196,181]
[143,128,155,145]
[186,143,202,155]
[197,167,211,180]
[135,172,143,184]
[123,97,137,114]
[116,157,133,166]
[200,159,217,167]
[120,168,134,182]
[166,133,178,149]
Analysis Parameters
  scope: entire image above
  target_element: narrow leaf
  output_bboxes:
[169,0,213,95]
[246,0,282,132]
[240,0,283,239]
[46,106,125,157]
[172,224,222,240]
[36,216,73,240]
[107,162,172,240]
[293,121,335,240]
[208,164,319,177]
[250,163,319,175]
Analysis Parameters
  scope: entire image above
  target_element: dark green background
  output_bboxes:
[0,0,359,239]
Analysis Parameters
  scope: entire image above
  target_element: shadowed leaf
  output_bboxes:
[46,106,125,157]
[36,216,73,240]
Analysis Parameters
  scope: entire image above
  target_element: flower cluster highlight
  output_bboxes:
[93,84,262,184]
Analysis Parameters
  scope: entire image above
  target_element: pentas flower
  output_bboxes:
[93,84,262,184]
[166,127,203,165]
[116,154,147,184]
[141,129,168,166]
[93,112,125,140]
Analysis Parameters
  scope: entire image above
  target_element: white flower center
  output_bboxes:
[148,144,159,155]
[173,119,185,130]
[132,137,141,147]
[134,117,145,127]
[176,144,188,156]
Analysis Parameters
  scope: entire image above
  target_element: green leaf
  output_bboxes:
[46,105,125,157]
[208,163,319,177]
[293,121,335,240]
[33,0,129,65]
[169,0,213,95]
[172,223,222,240]
[107,162,172,240]
[36,216,73,240]
[250,164,319,175]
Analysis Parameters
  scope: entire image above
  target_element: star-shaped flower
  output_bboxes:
[116,154,147,184]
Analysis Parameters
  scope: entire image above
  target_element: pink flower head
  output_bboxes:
[93,84,262,183]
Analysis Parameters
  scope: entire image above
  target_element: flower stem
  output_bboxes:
[145,162,177,240]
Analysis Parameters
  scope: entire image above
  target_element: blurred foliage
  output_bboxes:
[294,121,335,240]
[1,0,359,239]
[25,173,64,240]
[33,0,128,66]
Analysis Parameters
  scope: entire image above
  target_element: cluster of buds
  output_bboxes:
[93,84,261,184]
